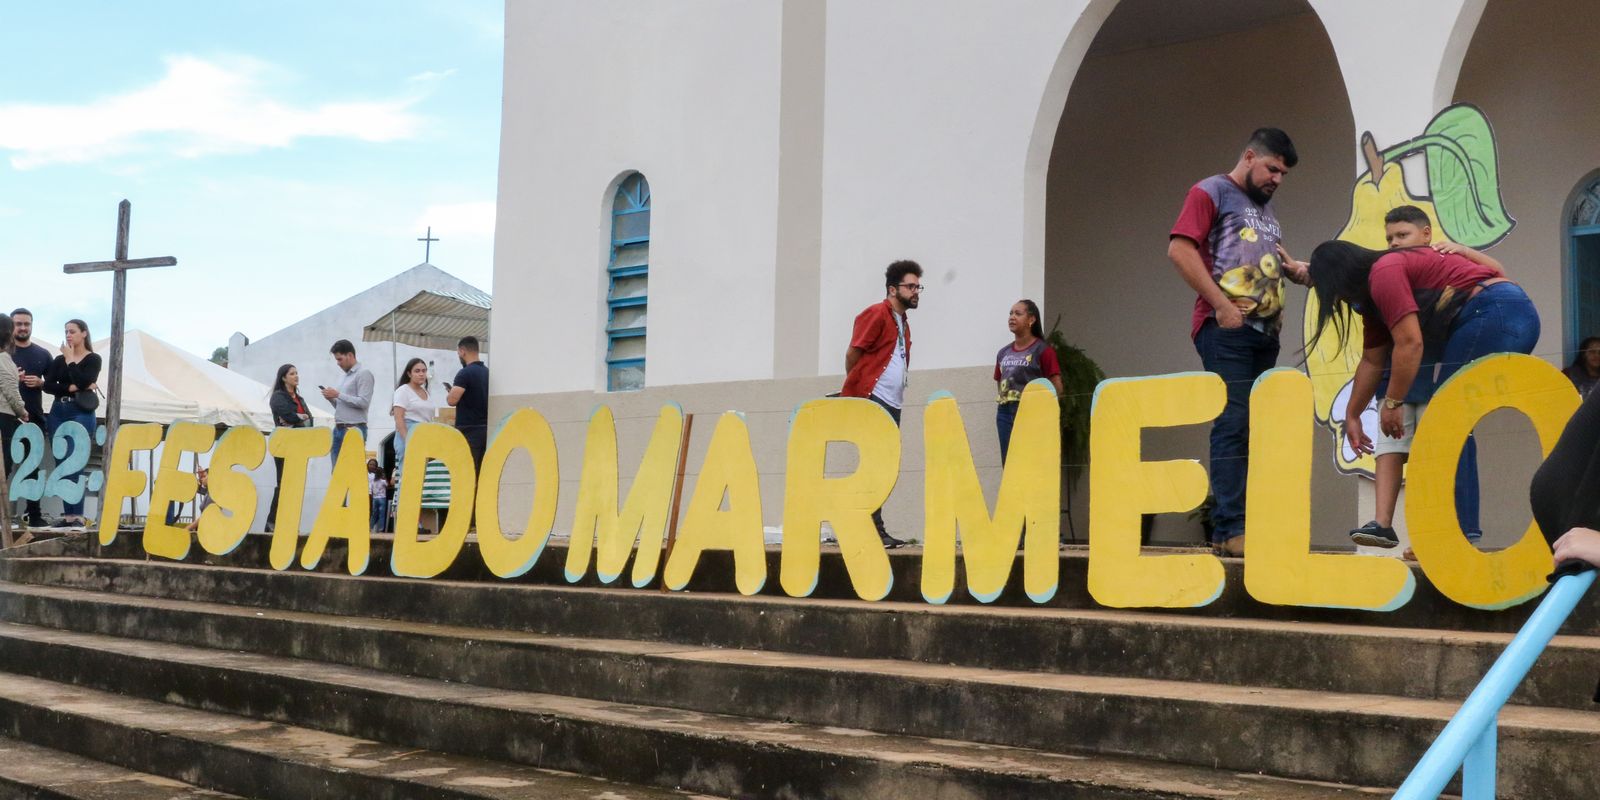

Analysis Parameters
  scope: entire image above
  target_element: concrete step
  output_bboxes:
[0,671,723,800]
[83,531,1600,635]
[5,558,1598,712]
[0,622,1385,800]
[0,736,241,799]
[1,615,1591,797]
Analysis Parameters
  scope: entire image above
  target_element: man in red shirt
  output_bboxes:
[841,260,922,549]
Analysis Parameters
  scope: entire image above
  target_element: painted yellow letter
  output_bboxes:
[266,427,332,570]
[1408,355,1578,609]
[1244,369,1414,609]
[923,383,1060,604]
[566,404,683,586]
[779,398,899,600]
[144,422,217,560]
[97,424,163,546]
[664,412,766,595]
[1087,373,1225,608]
[197,426,266,557]
[477,409,561,579]
[301,428,372,574]
[391,423,477,579]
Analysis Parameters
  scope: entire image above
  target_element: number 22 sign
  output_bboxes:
[8,421,106,503]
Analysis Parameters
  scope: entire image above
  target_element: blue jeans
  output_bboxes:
[996,402,1018,465]
[370,496,386,532]
[1432,283,1541,538]
[45,403,96,517]
[332,424,366,463]
[1194,320,1280,542]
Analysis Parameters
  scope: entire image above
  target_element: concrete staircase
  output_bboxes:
[0,534,1595,799]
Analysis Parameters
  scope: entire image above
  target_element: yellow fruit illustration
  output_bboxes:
[1303,133,1450,476]
[1240,227,1258,243]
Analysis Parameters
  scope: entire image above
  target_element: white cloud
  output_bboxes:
[413,201,497,239]
[0,55,425,169]
[408,68,459,84]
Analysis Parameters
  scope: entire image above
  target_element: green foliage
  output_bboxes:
[209,346,228,368]
[1046,317,1105,483]
[1381,103,1514,248]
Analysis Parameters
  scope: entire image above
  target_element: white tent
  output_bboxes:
[90,330,333,431]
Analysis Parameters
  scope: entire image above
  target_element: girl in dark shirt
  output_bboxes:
[264,364,311,533]
[42,319,100,527]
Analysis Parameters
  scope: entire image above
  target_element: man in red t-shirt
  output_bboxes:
[841,260,922,549]
[1167,128,1310,557]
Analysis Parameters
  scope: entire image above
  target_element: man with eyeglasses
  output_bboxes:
[840,259,923,549]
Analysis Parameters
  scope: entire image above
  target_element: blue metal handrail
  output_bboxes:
[1394,569,1597,799]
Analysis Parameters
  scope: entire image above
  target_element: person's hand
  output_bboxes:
[1551,527,1600,569]
[1344,413,1373,456]
[18,372,40,389]
[66,384,78,393]
[1215,303,1245,330]
[1431,241,1467,256]
[1276,244,1310,285]
[187,520,199,533]
[1379,404,1405,439]
[320,387,339,401]
[18,412,27,424]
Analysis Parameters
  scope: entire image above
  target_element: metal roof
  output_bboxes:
[363,288,492,352]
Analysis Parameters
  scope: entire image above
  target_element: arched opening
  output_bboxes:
[1566,173,1600,354]
[1041,0,1357,544]
[605,172,651,391]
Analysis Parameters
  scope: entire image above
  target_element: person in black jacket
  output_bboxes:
[41,319,100,528]
[264,364,311,533]
[1536,379,1600,570]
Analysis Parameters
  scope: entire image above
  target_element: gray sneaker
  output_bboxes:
[1350,520,1399,549]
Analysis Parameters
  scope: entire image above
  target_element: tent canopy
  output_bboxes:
[87,330,334,431]
[362,288,491,352]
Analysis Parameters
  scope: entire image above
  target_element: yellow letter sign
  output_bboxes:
[1408,355,1578,609]
[391,423,478,579]
[197,426,266,557]
[566,404,684,587]
[476,409,561,579]
[97,423,164,546]
[923,382,1059,604]
[1088,373,1225,608]
[301,428,371,575]
[1245,369,1414,609]
[665,412,766,595]
[144,422,217,560]
[780,398,899,601]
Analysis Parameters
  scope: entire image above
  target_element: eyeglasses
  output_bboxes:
[896,283,926,292]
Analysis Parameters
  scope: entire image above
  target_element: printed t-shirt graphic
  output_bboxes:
[994,340,1060,403]
[1171,174,1286,337]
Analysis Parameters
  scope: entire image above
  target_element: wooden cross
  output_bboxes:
[62,200,177,472]
[418,226,439,262]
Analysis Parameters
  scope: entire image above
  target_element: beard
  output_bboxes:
[905,294,920,309]
[1242,175,1274,205]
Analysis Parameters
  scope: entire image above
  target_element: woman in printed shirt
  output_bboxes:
[1306,240,1539,547]
[993,300,1063,464]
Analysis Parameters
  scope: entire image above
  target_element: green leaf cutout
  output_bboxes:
[1382,104,1515,248]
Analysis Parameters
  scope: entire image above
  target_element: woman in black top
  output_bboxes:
[1535,382,1600,570]
[42,319,100,527]
[264,364,311,534]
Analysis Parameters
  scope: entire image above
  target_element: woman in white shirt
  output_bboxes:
[391,357,435,467]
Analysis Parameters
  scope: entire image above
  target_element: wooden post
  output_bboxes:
[62,199,176,533]
[659,413,695,591]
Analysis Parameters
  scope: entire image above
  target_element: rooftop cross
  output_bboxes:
[418,226,439,263]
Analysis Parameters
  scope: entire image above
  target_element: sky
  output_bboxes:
[0,1,504,359]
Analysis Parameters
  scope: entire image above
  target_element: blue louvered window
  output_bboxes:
[607,173,650,391]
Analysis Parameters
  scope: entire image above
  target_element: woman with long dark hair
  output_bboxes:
[390,357,433,469]
[0,314,29,495]
[1563,336,1600,397]
[993,300,1063,464]
[264,364,312,533]
[41,319,100,528]
[1307,240,1539,548]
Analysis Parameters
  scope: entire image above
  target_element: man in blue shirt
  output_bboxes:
[9,308,51,527]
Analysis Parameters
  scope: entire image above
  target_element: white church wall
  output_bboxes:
[493,0,786,397]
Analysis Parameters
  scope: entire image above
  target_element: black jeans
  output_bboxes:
[867,395,902,537]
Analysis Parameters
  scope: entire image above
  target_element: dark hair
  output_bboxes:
[1304,240,1384,355]
[0,314,12,356]
[10,308,30,320]
[330,339,356,356]
[66,319,93,353]
[1246,128,1298,168]
[272,364,299,397]
[398,357,429,389]
[1384,205,1431,228]
[885,259,923,289]
[1570,337,1600,373]
[1016,299,1044,340]
[458,335,480,353]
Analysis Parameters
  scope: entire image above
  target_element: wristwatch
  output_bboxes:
[1381,397,1404,410]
